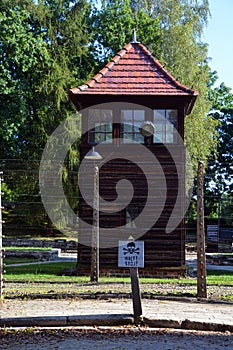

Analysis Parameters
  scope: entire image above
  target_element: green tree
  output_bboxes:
[0,0,91,160]
[0,3,50,158]
[0,0,92,235]
[206,82,233,196]
[92,0,161,64]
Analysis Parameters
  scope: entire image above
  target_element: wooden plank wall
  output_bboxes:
[78,144,185,275]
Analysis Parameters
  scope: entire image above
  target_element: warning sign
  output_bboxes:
[118,241,144,268]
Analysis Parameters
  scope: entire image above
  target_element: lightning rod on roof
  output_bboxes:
[132,28,139,43]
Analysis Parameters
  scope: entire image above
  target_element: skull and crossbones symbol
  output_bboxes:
[123,242,140,255]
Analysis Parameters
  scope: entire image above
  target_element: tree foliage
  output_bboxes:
[0,0,230,234]
[0,3,50,158]
[206,81,233,196]
[0,0,92,233]
[92,0,161,63]
[0,0,91,160]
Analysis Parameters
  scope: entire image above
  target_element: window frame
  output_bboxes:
[87,108,113,144]
[120,109,145,144]
[153,109,178,144]
[85,107,179,145]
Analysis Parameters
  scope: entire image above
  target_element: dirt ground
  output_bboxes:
[0,328,232,350]
[4,281,233,301]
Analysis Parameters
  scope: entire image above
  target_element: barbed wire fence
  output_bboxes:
[0,159,232,241]
[0,158,231,298]
[0,158,232,282]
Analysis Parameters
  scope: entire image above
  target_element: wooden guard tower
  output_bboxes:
[69,40,198,277]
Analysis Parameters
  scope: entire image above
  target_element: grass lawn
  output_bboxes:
[4,247,52,251]
[5,262,78,282]
[4,262,233,285]
[2,262,233,300]
[206,269,233,285]
[5,257,40,265]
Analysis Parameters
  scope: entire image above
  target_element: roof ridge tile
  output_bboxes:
[111,55,121,63]
[94,73,103,82]
[78,85,88,92]
[86,79,95,88]
[105,61,115,70]
[99,66,109,76]
[124,43,133,52]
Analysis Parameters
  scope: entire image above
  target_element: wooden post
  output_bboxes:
[0,173,4,300]
[130,266,142,323]
[118,238,143,324]
[127,236,143,323]
[90,165,99,282]
[196,161,207,298]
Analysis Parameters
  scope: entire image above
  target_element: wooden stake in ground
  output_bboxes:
[130,266,143,323]
[196,161,207,298]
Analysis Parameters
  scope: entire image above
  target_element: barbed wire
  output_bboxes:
[0,160,232,239]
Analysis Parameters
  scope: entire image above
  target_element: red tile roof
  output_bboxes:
[69,42,198,99]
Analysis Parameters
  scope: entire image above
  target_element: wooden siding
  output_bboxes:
[78,143,186,275]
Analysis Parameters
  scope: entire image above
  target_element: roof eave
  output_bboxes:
[68,89,198,113]
[184,92,198,115]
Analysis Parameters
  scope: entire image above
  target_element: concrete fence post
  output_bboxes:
[197,161,207,298]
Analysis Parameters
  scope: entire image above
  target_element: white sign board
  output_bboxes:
[118,241,144,268]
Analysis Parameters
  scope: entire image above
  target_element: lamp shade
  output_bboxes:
[84,146,103,160]
[140,121,155,137]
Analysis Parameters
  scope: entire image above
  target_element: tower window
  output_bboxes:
[88,109,113,144]
[153,109,178,144]
[121,109,145,143]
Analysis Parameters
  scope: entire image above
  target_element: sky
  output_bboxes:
[203,0,233,91]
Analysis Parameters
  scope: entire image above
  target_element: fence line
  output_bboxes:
[0,160,232,244]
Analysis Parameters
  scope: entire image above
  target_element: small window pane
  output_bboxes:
[153,109,178,144]
[88,109,113,144]
[166,123,173,132]
[121,109,145,143]
[124,123,134,132]
[134,121,142,129]
[122,110,132,121]
[122,134,134,143]
[154,133,164,143]
[154,110,165,120]
[105,133,112,141]
[135,133,144,143]
[168,109,178,122]
[156,124,164,132]
[134,110,145,121]
[166,133,174,143]
[94,124,101,132]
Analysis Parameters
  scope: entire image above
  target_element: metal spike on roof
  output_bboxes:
[132,28,139,43]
